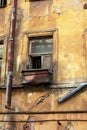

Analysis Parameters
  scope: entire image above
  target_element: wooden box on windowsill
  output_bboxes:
[21,68,52,85]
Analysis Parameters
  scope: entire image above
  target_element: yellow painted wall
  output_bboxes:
[0,0,87,129]
[0,88,87,129]
[0,0,87,86]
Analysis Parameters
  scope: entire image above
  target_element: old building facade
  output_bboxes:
[0,0,87,129]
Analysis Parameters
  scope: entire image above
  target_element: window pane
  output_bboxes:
[42,55,52,69]
[30,37,53,54]
[0,44,3,57]
[0,60,2,73]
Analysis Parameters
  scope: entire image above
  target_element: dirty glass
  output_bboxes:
[0,43,3,78]
[0,44,3,57]
[0,60,2,80]
[30,37,53,54]
[0,60,2,74]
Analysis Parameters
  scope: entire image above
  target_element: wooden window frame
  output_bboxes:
[29,35,53,69]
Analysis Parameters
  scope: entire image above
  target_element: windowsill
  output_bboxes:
[21,68,50,72]
[21,68,52,85]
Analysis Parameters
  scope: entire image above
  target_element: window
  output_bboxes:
[0,0,7,8]
[83,3,87,9]
[0,41,3,80]
[29,35,53,69]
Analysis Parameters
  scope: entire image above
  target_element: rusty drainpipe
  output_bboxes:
[5,0,17,109]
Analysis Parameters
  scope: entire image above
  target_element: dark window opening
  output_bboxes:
[83,3,87,9]
[31,56,41,69]
[0,41,3,80]
[0,0,7,8]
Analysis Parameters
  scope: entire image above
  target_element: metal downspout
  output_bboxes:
[58,83,87,103]
[5,0,17,109]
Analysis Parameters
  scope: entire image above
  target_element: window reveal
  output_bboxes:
[0,0,7,8]
[0,41,3,80]
[29,36,53,69]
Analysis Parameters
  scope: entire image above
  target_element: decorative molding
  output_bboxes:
[22,28,58,35]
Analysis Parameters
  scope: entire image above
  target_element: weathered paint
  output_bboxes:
[0,88,87,128]
[21,69,52,84]
[0,0,87,129]
[13,0,87,85]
